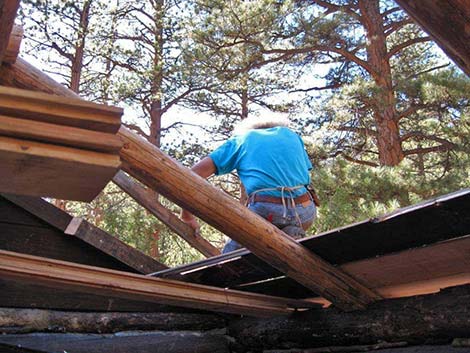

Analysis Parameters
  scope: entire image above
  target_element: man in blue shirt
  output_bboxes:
[181,117,317,253]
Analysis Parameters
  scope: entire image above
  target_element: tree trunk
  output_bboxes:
[69,0,91,93]
[228,285,470,351]
[359,0,404,166]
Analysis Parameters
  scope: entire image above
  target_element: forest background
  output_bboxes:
[18,0,470,266]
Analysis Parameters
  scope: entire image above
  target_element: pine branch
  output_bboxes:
[386,36,431,59]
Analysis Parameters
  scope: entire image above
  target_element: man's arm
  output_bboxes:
[180,157,217,234]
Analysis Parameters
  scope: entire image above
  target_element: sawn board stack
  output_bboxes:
[0,86,123,202]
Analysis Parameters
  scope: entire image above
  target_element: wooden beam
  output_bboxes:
[119,127,381,311]
[0,0,20,63]
[113,171,221,258]
[3,24,22,64]
[0,114,123,153]
[0,86,122,133]
[0,308,225,334]
[0,56,381,310]
[395,0,470,76]
[228,284,470,351]
[0,58,80,98]
[66,218,168,273]
[0,136,120,201]
[2,194,167,273]
[0,250,318,317]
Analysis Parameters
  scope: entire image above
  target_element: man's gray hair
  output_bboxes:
[233,116,290,135]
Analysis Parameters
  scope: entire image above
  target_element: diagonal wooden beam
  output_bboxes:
[0,0,20,63]
[119,127,382,311]
[0,250,319,317]
[394,0,470,76]
[113,171,221,258]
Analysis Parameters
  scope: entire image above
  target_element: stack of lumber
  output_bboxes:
[0,86,123,201]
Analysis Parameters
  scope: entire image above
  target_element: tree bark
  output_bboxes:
[228,285,470,351]
[0,308,225,334]
[359,0,404,166]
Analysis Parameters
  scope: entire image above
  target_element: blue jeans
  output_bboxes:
[222,200,317,253]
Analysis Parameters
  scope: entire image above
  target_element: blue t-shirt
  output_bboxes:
[209,126,312,197]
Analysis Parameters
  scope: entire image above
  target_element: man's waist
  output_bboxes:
[251,192,311,205]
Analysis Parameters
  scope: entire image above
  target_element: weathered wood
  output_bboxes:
[395,0,470,76]
[0,250,319,317]
[67,218,168,273]
[0,58,80,98]
[118,126,381,311]
[0,308,225,334]
[0,136,120,201]
[0,86,122,133]
[1,194,167,273]
[113,171,221,258]
[228,285,470,351]
[0,0,20,63]
[3,24,22,64]
[0,331,230,353]
[0,114,123,153]
[2,193,74,231]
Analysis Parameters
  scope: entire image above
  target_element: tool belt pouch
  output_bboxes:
[307,185,321,207]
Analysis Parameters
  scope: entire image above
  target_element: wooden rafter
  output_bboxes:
[0,250,319,317]
[0,0,20,63]
[113,171,221,258]
[395,0,470,76]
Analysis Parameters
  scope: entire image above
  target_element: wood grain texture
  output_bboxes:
[119,126,381,311]
[395,0,470,75]
[0,86,122,133]
[0,0,20,63]
[0,114,123,152]
[0,136,120,201]
[0,250,318,317]
[113,171,221,258]
[3,24,21,64]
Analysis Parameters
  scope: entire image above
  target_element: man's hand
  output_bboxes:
[181,210,201,236]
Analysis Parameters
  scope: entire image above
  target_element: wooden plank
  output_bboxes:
[395,0,470,75]
[2,194,73,231]
[0,86,122,133]
[235,235,470,302]
[113,171,221,258]
[0,250,319,317]
[0,136,120,201]
[119,126,381,311]
[0,277,175,312]
[0,0,20,63]
[0,115,123,153]
[3,24,22,64]
[1,194,167,273]
[67,218,168,273]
